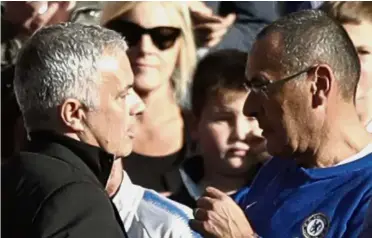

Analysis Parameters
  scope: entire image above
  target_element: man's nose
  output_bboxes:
[130,93,145,116]
[243,92,260,118]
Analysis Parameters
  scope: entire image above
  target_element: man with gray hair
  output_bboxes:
[190,10,372,238]
[2,22,144,238]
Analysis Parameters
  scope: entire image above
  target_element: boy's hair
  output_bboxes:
[320,1,372,24]
[191,49,248,118]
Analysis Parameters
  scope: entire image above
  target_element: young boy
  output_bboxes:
[321,2,372,133]
[170,49,271,208]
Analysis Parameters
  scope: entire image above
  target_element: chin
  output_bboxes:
[115,144,133,158]
[134,72,162,91]
[226,157,246,169]
[266,139,295,159]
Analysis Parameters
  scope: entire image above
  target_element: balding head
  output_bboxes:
[243,10,364,161]
[255,9,360,101]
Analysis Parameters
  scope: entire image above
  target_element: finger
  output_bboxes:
[191,11,223,24]
[188,1,213,16]
[30,2,59,31]
[207,27,228,41]
[194,208,209,221]
[204,186,227,199]
[194,22,228,32]
[189,6,213,16]
[205,37,222,48]
[222,13,236,27]
[189,219,213,237]
[40,2,61,22]
[194,26,227,48]
[196,196,215,210]
[193,23,227,43]
[58,1,76,11]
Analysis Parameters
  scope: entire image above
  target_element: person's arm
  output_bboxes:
[33,182,126,238]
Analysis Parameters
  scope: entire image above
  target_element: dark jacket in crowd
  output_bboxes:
[2,131,128,238]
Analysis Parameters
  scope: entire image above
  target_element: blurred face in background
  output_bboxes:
[3,1,75,35]
[119,2,182,95]
[196,91,269,176]
[343,21,372,123]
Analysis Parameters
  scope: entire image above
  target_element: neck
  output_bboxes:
[106,158,124,197]
[137,84,181,124]
[201,166,257,195]
[296,104,372,168]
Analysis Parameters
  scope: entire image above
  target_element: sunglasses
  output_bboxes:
[105,19,181,51]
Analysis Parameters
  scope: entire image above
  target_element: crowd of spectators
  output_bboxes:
[2,1,372,238]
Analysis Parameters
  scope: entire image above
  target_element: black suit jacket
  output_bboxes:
[2,131,128,238]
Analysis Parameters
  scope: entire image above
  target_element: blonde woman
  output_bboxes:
[100,3,203,238]
[102,1,197,196]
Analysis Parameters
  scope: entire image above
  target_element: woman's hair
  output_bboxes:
[101,2,197,108]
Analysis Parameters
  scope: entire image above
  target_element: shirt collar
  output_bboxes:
[28,130,115,186]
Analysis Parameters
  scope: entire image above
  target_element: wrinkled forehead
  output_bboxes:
[246,31,286,80]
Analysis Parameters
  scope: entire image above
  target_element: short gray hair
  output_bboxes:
[14,22,128,132]
[256,10,360,101]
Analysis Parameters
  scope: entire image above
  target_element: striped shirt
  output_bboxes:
[112,172,201,238]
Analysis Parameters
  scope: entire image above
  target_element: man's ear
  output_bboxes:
[310,64,334,108]
[59,99,86,132]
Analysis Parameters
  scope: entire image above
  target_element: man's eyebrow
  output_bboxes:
[124,84,133,90]
[250,75,270,84]
[356,45,371,52]
[117,84,133,97]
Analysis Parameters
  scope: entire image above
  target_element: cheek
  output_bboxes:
[262,100,285,130]
[359,57,372,89]
[100,102,130,135]
[158,48,179,77]
[198,123,229,157]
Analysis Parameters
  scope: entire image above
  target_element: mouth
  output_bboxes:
[226,148,248,157]
[133,61,157,69]
[127,130,135,139]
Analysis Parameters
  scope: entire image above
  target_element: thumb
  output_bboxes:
[205,186,226,199]
[222,13,236,27]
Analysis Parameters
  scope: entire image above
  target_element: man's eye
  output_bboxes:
[251,79,269,87]
[212,113,234,122]
[120,94,128,99]
[260,85,269,92]
[358,50,370,55]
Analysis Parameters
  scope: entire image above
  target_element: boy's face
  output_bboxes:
[343,21,372,118]
[195,91,269,176]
